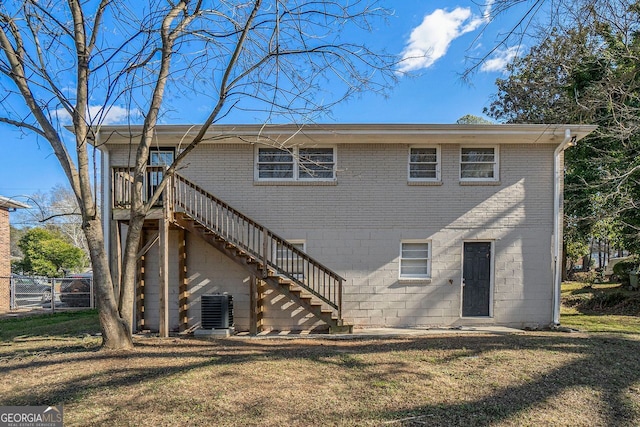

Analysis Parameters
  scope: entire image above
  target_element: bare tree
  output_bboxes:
[0,0,396,349]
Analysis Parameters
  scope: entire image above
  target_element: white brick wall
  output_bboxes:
[111,140,557,330]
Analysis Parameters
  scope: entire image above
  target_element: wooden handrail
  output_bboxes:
[172,174,344,310]
[112,166,165,208]
[111,166,344,315]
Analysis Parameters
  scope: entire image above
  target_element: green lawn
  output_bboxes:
[561,281,640,334]
[0,310,100,341]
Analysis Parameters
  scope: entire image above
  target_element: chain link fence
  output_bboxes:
[9,274,94,311]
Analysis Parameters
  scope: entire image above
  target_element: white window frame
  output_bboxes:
[255,146,295,181]
[459,145,499,182]
[408,145,441,182]
[255,145,336,182]
[399,240,432,281]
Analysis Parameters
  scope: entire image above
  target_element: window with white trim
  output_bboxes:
[409,146,440,181]
[460,146,499,181]
[256,146,335,181]
[256,147,295,179]
[399,240,431,279]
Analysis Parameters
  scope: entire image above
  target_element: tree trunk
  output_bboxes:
[598,239,603,269]
[562,241,568,281]
[84,217,133,350]
[119,212,145,335]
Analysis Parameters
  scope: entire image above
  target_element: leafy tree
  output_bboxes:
[485,0,640,268]
[14,228,84,277]
[456,114,493,124]
[13,185,90,270]
[486,0,640,248]
[0,1,396,349]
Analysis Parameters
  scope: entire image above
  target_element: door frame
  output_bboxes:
[460,240,495,318]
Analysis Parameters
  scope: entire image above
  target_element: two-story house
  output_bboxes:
[97,123,596,334]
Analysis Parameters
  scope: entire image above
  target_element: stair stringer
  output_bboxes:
[173,213,342,332]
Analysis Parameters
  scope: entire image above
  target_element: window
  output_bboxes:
[149,148,175,167]
[256,146,335,181]
[409,146,440,181]
[256,147,294,179]
[460,146,499,181]
[399,241,431,280]
[148,148,175,202]
[299,148,335,179]
[275,241,306,281]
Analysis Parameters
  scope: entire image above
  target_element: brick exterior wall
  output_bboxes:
[109,137,559,331]
[0,208,10,312]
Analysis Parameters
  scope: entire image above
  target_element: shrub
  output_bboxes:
[613,260,639,286]
[589,291,628,309]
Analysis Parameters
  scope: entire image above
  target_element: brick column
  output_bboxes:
[0,209,10,312]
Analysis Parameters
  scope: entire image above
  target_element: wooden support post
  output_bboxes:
[136,252,145,331]
[249,275,257,335]
[159,216,170,338]
[257,279,266,333]
[136,230,146,332]
[178,229,189,332]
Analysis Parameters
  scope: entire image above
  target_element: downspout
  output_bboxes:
[552,129,577,325]
[97,133,111,264]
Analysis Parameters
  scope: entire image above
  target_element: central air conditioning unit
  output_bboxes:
[201,294,233,329]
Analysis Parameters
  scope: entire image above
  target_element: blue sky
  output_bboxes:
[0,0,531,199]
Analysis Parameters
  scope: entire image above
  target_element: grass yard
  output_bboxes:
[0,283,639,426]
[561,281,640,334]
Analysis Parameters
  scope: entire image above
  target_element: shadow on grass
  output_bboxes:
[1,333,640,425]
[382,337,640,425]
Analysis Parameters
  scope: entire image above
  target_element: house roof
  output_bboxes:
[91,123,598,146]
[0,195,30,211]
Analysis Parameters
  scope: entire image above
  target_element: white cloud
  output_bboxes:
[87,105,135,124]
[480,46,520,72]
[55,105,139,125]
[398,3,494,73]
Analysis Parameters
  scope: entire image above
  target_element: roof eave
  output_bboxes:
[85,123,598,145]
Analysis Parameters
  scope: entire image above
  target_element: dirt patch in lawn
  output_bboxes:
[2,331,640,426]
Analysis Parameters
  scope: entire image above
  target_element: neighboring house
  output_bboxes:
[96,124,596,335]
[0,196,29,312]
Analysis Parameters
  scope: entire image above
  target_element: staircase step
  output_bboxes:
[330,324,353,334]
[172,210,350,333]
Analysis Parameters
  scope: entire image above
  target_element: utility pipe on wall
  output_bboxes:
[552,129,577,325]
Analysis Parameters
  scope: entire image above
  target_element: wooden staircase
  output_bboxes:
[161,173,350,333]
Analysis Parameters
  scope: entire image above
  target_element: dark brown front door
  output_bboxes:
[462,242,492,317]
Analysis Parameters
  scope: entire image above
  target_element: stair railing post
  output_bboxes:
[262,227,268,278]
[338,278,343,326]
[165,169,174,222]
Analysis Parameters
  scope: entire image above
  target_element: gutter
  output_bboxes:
[552,129,577,325]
